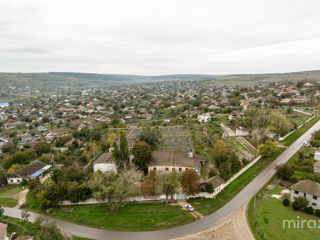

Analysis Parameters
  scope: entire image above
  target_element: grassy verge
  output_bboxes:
[281,116,320,146]
[248,194,320,240]
[0,185,23,198]
[23,192,195,231]
[0,198,18,207]
[187,147,285,215]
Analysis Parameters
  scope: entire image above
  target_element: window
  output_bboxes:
[179,168,182,172]
[313,196,317,200]
[153,167,156,171]
[312,203,317,206]
[295,190,299,194]
[304,193,306,197]
[165,168,169,171]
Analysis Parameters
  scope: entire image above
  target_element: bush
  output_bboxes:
[282,198,290,207]
[315,209,320,217]
[293,197,309,210]
[304,206,314,215]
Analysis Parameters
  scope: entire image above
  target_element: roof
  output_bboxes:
[0,222,7,238]
[14,160,50,178]
[94,152,114,164]
[150,151,202,168]
[204,175,225,188]
[290,180,320,197]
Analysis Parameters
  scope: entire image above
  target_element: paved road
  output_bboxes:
[4,120,320,240]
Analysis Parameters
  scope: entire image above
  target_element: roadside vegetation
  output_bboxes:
[23,192,195,231]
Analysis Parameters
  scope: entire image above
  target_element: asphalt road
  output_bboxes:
[4,120,320,240]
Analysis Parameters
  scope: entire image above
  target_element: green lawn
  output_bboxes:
[0,185,23,198]
[187,147,285,215]
[23,192,195,231]
[281,116,320,146]
[0,198,18,207]
[248,196,320,240]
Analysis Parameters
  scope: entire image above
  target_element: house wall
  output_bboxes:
[7,177,23,184]
[148,166,200,174]
[314,153,320,161]
[290,189,320,209]
[94,163,117,173]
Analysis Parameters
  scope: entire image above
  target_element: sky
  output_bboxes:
[0,0,320,75]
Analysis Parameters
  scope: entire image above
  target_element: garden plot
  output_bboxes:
[159,126,193,152]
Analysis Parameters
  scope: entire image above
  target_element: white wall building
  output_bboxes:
[197,113,211,123]
[290,180,320,209]
[93,152,117,174]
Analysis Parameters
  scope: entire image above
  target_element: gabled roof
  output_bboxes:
[290,180,320,197]
[150,151,202,168]
[12,160,50,178]
[94,152,114,164]
[205,175,225,188]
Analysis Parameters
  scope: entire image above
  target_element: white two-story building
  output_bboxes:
[290,180,320,209]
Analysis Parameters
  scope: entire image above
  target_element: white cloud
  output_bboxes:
[0,0,320,74]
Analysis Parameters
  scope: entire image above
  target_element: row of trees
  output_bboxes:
[141,169,201,200]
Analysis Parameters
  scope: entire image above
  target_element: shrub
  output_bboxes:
[292,197,309,210]
[315,209,320,217]
[304,206,314,215]
[282,198,290,207]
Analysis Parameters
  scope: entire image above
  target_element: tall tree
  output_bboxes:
[0,167,7,186]
[181,169,200,195]
[132,142,152,174]
[120,131,130,166]
[141,170,158,195]
[159,171,179,202]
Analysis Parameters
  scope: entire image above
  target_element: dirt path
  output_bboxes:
[170,200,203,220]
[220,123,235,137]
[13,173,51,209]
[172,203,254,240]
[14,188,29,209]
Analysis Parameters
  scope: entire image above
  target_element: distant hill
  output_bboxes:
[0,70,320,99]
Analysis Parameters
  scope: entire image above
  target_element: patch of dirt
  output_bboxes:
[171,203,254,240]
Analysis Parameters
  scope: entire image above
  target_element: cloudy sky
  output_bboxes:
[0,0,320,75]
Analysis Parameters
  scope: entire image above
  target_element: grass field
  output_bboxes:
[0,185,23,198]
[23,192,195,231]
[281,116,320,146]
[248,196,320,240]
[187,147,285,215]
[0,198,18,207]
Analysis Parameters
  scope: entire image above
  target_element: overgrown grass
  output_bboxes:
[0,198,18,207]
[0,185,23,198]
[23,192,195,231]
[187,147,285,215]
[281,116,320,146]
[248,195,320,240]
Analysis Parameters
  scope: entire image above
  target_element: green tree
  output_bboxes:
[293,197,308,210]
[0,167,7,186]
[34,142,51,156]
[258,139,277,157]
[181,169,201,195]
[132,142,152,174]
[276,165,294,181]
[141,170,158,196]
[159,171,179,202]
[36,190,51,209]
[32,217,62,240]
[139,127,161,149]
[213,140,227,167]
[119,131,129,166]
